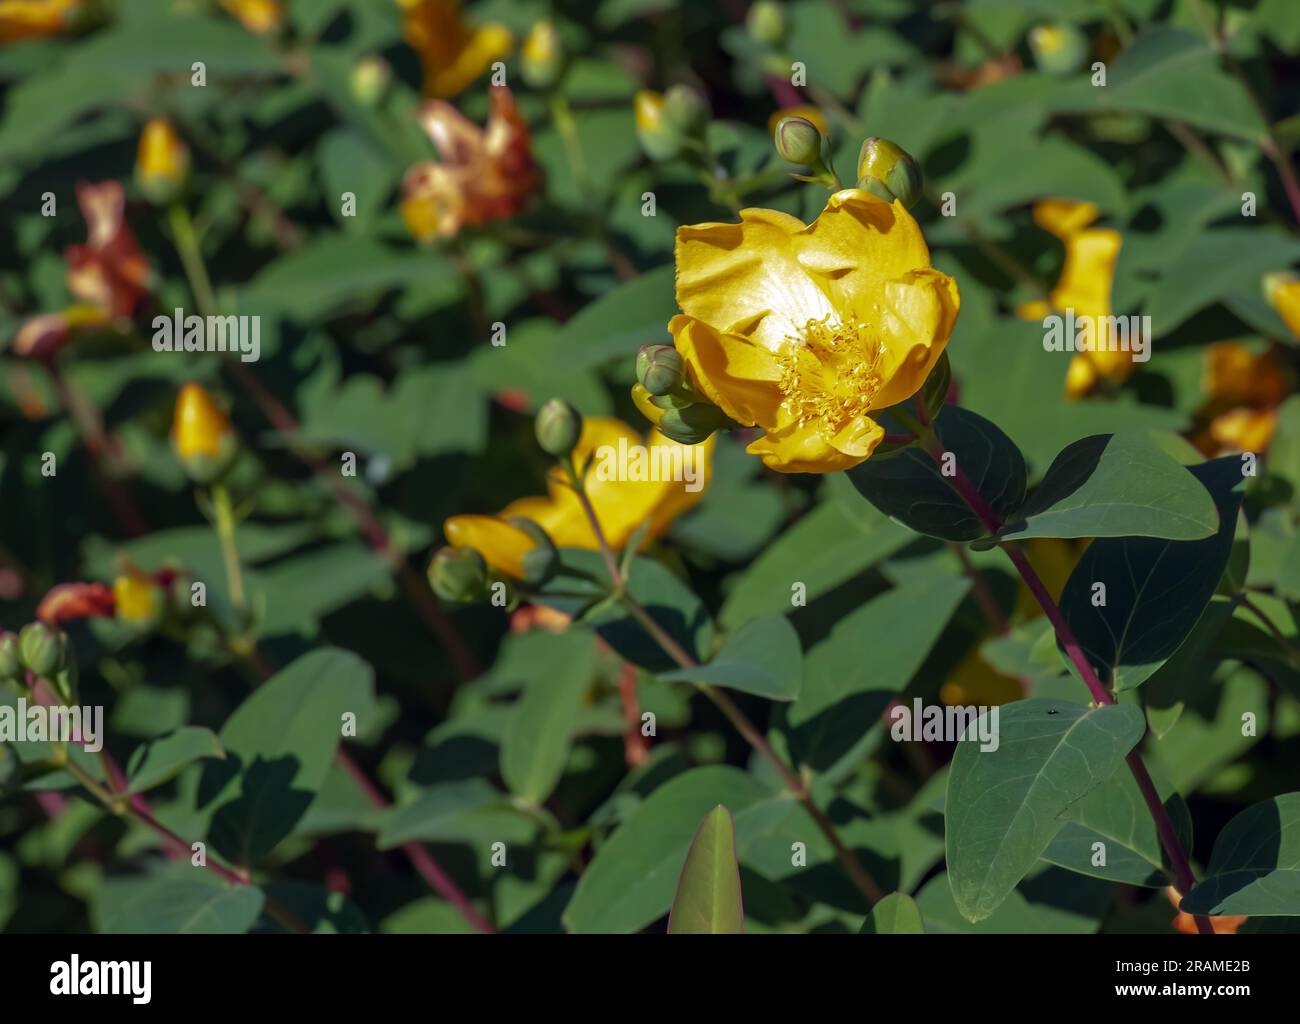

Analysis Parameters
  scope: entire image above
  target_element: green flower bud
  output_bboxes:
[0,743,17,795]
[18,622,67,678]
[1028,22,1087,77]
[535,398,584,457]
[428,547,489,604]
[0,632,20,682]
[856,136,922,208]
[522,20,564,90]
[746,0,786,46]
[351,56,392,106]
[636,344,685,397]
[635,90,682,162]
[662,84,709,139]
[509,517,560,587]
[655,400,732,446]
[774,116,823,167]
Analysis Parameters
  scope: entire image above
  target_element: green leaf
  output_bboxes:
[667,805,745,934]
[1000,433,1218,541]
[95,871,264,935]
[1040,761,1191,887]
[1181,794,1300,916]
[946,698,1147,922]
[848,405,1026,541]
[554,265,675,370]
[564,767,770,933]
[196,649,374,864]
[859,892,925,934]
[126,727,225,795]
[1058,457,1245,691]
[376,779,537,850]
[500,630,599,804]
[659,615,802,701]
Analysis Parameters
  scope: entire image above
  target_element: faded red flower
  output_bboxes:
[36,582,115,625]
[65,181,151,317]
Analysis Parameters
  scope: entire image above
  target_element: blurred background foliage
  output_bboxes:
[1,0,1300,934]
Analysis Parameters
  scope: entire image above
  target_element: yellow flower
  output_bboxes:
[521,19,562,88]
[939,648,1022,708]
[398,0,513,98]
[663,189,959,473]
[444,417,713,576]
[1016,199,1125,398]
[1192,341,1289,456]
[0,0,80,42]
[1014,537,1083,620]
[220,0,282,33]
[1264,271,1300,340]
[113,574,159,624]
[136,118,189,200]
[172,383,239,483]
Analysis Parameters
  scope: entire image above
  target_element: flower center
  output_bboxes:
[775,315,885,438]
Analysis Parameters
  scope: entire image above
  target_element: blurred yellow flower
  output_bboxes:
[665,189,959,473]
[113,574,159,623]
[220,0,282,33]
[939,648,1022,708]
[444,417,713,576]
[1014,537,1083,620]
[136,118,189,198]
[0,0,80,42]
[1192,341,1289,456]
[398,0,513,98]
[400,86,536,242]
[1264,271,1300,340]
[172,384,238,484]
[1016,199,1125,398]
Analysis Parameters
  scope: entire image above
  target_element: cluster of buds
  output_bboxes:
[634,84,709,162]
[632,345,737,445]
[0,623,74,699]
[772,116,923,209]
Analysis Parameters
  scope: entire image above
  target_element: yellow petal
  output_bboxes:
[870,267,961,410]
[1065,354,1096,397]
[172,383,233,458]
[746,419,875,473]
[444,514,537,578]
[1033,198,1099,238]
[668,314,785,428]
[1052,227,1120,316]
[1264,273,1300,339]
[430,21,513,97]
[1209,407,1277,453]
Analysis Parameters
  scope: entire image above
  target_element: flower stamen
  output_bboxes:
[775,315,885,438]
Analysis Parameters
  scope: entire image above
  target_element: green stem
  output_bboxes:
[167,203,217,317]
[211,483,247,617]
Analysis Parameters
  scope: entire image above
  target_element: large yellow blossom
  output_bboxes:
[398,0,513,98]
[1016,199,1125,398]
[1192,341,1288,456]
[444,417,713,577]
[0,0,79,42]
[663,188,959,474]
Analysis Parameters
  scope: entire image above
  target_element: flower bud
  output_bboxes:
[429,546,490,604]
[521,20,563,89]
[18,622,66,678]
[746,0,786,46]
[136,118,190,205]
[654,401,731,446]
[351,56,392,106]
[113,574,164,630]
[636,344,685,397]
[774,116,823,167]
[172,383,239,484]
[535,398,583,457]
[1264,271,1300,340]
[635,90,682,161]
[507,517,559,587]
[0,632,21,682]
[1028,23,1087,77]
[663,84,709,138]
[856,136,922,208]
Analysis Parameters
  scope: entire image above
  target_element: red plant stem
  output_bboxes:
[617,661,650,767]
[917,432,1216,935]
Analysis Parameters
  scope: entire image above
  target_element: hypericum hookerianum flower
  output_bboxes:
[220,0,282,33]
[0,0,81,42]
[398,0,512,98]
[1265,271,1300,340]
[172,383,239,483]
[1016,198,1124,398]
[136,117,190,203]
[400,86,536,242]
[444,417,714,577]
[112,573,163,626]
[658,188,959,473]
[1192,341,1290,456]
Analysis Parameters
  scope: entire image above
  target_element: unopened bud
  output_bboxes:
[18,622,66,678]
[856,137,922,208]
[774,116,823,167]
[635,90,681,161]
[172,383,239,484]
[0,632,20,682]
[1028,23,1087,76]
[636,344,685,396]
[521,20,563,89]
[136,118,190,205]
[663,84,708,138]
[535,398,583,457]
[429,547,489,604]
[508,517,559,587]
[746,0,786,46]
[351,56,392,105]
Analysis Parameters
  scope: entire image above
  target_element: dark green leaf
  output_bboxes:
[659,614,802,701]
[1181,794,1300,916]
[667,805,745,934]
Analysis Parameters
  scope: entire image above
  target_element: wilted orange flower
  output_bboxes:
[0,0,80,42]
[398,0,512,98]
[400,86,536,242]
[1165,886,1246,935]
[1192,342,1289,456]
[66,181,152,318]
[1016,199,1126,398]
[36,582,115,625]
[219,0,282,34]
[13,305,111,360]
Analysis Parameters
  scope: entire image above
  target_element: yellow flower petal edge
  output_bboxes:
[444,515,538,579]
[668,188,958,473]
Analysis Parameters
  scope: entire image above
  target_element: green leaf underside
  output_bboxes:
[659,614,802,701]
[1001,432,1218,542]
[1181,793,1300,916]
[860,892,925,934]
[946,699,1147,922]
[667,805,745,934]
